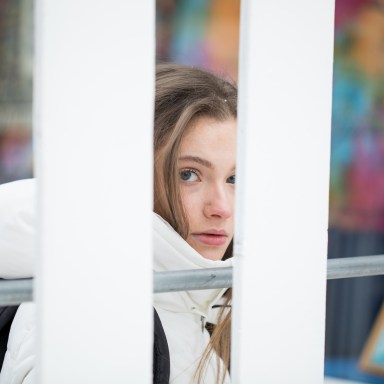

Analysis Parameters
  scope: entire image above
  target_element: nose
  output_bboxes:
[203,183,232,219]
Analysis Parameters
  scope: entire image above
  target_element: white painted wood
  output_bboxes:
[232,1,335,383]
[34,1,154,383]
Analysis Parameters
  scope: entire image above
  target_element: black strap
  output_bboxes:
[0,306,18,371]
[153,308,170,384]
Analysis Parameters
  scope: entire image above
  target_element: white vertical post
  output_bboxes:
[232,1,335,383]
[34,2,154,383]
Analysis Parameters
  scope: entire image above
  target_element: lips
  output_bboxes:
[192,230,228,246]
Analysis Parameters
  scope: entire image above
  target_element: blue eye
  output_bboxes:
[227,175,236,184]
[180,169,199,182]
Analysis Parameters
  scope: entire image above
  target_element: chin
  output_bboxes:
[187,238,227,261]
[199,248,225,261]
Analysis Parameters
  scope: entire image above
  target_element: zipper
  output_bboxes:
[201,315,206,333]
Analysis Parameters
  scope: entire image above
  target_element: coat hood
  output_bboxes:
[153,212,232,317]
[0,179,36,279]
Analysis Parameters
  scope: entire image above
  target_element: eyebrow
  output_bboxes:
[178,155,213,169]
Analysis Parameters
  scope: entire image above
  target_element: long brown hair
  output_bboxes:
[153,63,237,383]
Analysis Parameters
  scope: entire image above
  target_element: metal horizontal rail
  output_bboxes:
[1,255,384,306]
[155,267,233,293]
[327,255,384,280]
[0,279,33,306]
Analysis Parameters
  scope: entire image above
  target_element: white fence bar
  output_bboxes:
[232,0,335,383]
[34,1,154,383]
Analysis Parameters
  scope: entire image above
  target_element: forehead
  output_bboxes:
[180,117,237,155]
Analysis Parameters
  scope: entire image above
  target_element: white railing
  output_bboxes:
[34,1,154,383]
[232,0,335,382]
[2,0,337,383]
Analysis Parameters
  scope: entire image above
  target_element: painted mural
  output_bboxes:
[330,0,384,233]
[156,0,240,80]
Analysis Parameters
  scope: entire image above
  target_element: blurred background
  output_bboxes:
[1,0,384,382]
[0,0,32,183]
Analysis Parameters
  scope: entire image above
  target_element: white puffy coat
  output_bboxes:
[0,180,36,384]
[153,214,232,383]
[0,179,232,383]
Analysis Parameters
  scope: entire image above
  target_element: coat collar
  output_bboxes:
[153,213,232,317]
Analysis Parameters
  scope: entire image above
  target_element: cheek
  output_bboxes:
[180,187,200,222]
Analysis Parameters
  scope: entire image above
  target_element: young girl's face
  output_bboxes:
[178,117,236,261]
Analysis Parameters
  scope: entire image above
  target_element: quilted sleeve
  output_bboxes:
[0,303,36,384]
[0,179,36,279]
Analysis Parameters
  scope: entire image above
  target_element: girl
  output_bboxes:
[0,63,237,384]
[152,63,236,383]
